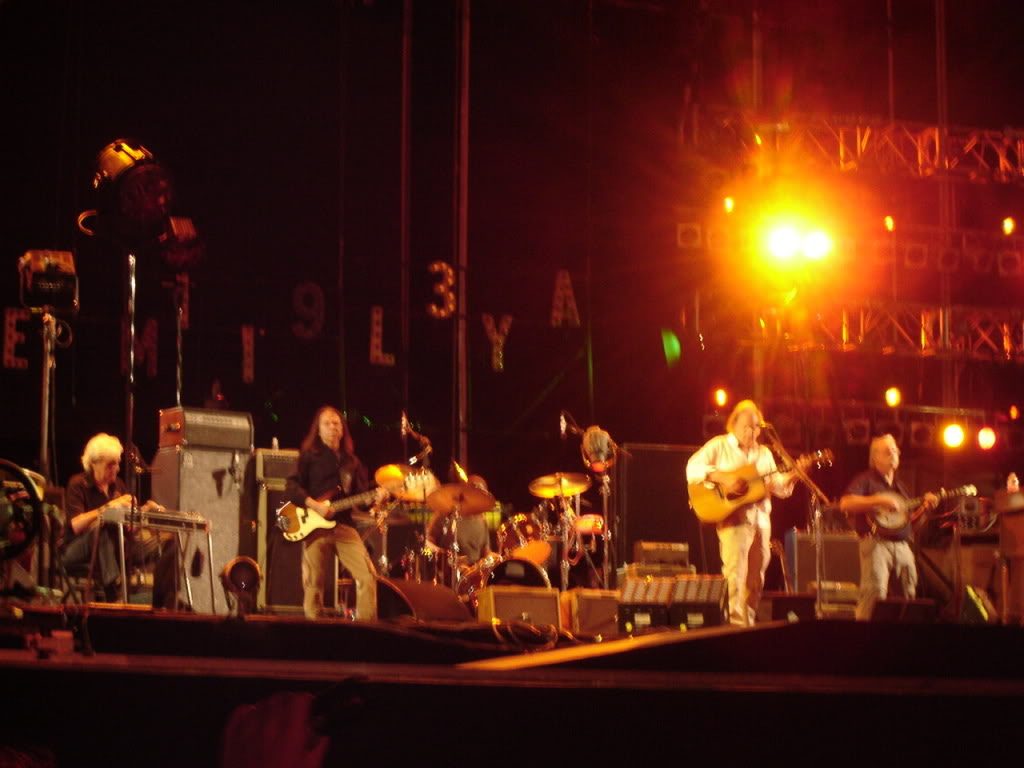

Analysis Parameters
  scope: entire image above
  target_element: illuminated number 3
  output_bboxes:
[427,261,456,319]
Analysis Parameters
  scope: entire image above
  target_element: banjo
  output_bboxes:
[870,484,977,532]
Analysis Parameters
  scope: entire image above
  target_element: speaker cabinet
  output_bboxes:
[477,586,561,629]
[151,446,253,614]
[253,449,302,612]
[784,528,860,592]
[561,588,620,637]
[614,443,709,575]
[869,597,937,623]
[377,578,471,622]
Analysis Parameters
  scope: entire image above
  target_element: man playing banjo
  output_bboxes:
[839,434,938,620]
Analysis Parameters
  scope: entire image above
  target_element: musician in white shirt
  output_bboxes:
[686,400,797,626]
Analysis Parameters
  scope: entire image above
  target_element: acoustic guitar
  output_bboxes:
[688,449,833,524]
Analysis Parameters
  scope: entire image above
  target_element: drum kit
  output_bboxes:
[362,413,619,616]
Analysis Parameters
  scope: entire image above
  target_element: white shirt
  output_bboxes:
[686,433,795,521]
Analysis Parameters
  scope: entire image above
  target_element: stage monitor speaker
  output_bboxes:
[667,574,727,630]
[757,591,817,623]
[784,528,860,593]
[869,597,937,623]
[614,443,708,575]
[377,578,471,622]
[151,445,253,614]
[477,585,561,630]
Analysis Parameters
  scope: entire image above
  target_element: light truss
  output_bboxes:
[750,300,1024,363]
[699,109,1024,184]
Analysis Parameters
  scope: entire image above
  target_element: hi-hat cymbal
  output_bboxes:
[426,483,495,516]
[528,472,591,499]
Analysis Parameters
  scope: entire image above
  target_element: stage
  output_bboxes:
[2,604,1023,766]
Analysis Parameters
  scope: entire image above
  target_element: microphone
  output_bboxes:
[400,411,409,438]
[559,412,567,440]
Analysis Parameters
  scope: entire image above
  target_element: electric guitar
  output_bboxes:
[276,487,391,542]
[869,484,977,533]
[688,449,834,524]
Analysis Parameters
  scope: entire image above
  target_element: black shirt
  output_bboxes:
[64,472,129,545]
[286,445,369,528]
[845,468,913,542]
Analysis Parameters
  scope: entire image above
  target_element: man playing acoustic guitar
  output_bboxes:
[839,434,938,620]
[687,400,798,626]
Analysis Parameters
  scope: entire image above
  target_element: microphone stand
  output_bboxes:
[759,424,832,619]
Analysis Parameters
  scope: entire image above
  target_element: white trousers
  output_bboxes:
[302,524,378,620]
[717,509,771,626]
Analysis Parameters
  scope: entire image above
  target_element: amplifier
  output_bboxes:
[477,586,561,630]
[784,528,860,592]
[159,407,254,451]
[560,589,620,637]
[632,541,689,566]
[256,448,298,485]
[618,576,674,634]
[617,563,695,583]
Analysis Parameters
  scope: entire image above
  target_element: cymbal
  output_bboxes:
[528,472,591,499]
[426,483,495,516]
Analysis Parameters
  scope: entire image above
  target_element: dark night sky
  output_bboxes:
[3,0,1024,517]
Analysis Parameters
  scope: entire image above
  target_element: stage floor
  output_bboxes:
[3,605,1023,766]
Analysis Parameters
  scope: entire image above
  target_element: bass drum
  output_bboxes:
[457,555,550,613]
[497,513,551,566]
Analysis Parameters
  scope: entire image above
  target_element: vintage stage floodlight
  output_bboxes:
[91,139,174,245]
[221,557,262,617]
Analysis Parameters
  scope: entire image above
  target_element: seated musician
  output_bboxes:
[63,432,178,606]
[838,434,937,620]
[686,400,797,626]
[426,474,492,565]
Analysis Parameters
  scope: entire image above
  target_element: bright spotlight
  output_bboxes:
[884,387,902,408]
[884,215,895,233]
[713,388,729,408]
[1003,217,1016,236]
[802,230,833,260]
[978,427,997,450]
[1011,405,1021,421]
[723,196,735,214]
[942,423,966,449]
[767,226,801,261]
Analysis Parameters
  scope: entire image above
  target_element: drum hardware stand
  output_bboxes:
[760,423,832,619]
[447,503,463,590]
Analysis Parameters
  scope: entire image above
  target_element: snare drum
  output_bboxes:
[497,514,551,566]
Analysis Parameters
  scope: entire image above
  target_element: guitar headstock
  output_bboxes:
[796,448,834,470]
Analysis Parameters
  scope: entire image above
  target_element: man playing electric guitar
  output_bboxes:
[839,434,938,620]
[286,406,387,621]
[686,400,799,626]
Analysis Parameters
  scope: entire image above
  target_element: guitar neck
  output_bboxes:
[327,488,376,514]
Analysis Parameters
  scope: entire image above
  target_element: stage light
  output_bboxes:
[767,226,801,261]
[712,388,729,408]
[942,423,966,449]
[978,427,997,450]
[221,556,261,617]
[884,215,895,233]
[1010,405,1020,421]
[723,196,735,214]
[1004,217,1016,236]
[884,387,901,408]
[802,230,832,260]
[842,418,871,446]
